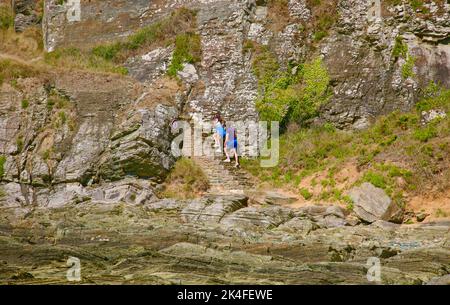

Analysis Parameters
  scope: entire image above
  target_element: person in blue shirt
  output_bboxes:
[213,114,226,153]
[224,125,239,167]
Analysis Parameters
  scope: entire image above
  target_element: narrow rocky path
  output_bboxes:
[180,120,255,195]
[193,155,254,195]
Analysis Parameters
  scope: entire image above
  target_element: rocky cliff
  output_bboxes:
[0,0,449,285]
[40,0,450,128]
[0,0,448,211]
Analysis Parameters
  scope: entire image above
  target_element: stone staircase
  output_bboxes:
[180,119,254,195]
[193,155,254,195]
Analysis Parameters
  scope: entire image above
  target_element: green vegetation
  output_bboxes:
[392,36,408,59]
[58,111,67,124]
[167,33,201,77]
[0,5,13,30]
[392,35,416,79]
[402,54,416,79]
[243,84,450,205]
[253,46,331,127]
[0,155,6,179]
[413,124,437,142]
[160,158,210,199]
[416,82,450,112]
[299,188,313,200]
[45,8,198,75]
[44,47,128,75]
[21,99,29,109]
[0,59,39,86]
[362,171,387,189]
[16,135,24,153]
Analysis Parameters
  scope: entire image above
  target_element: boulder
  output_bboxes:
[98,104,178,182]
[177,64,199,84]
[349,183,404,223]
[125,47,173,83]
[421,109,447,125]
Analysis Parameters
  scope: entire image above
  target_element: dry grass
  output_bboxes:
[159,158,210,200]
[43,47,128,75]
[42,7,198,75]
[0,27,44,59]
[0,58,43,86]
[267,0,291,32]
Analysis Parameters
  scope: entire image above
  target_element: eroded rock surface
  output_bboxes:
[0,71,182,203]
[0,195,448,284]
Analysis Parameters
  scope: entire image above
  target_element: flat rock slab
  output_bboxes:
[181,195,248,223]
[264,191,298,205]
[220,206,294,229]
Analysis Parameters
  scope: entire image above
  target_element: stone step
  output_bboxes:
[192,154,254,195]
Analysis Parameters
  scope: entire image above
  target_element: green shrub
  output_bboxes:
[299,188,313,200]
[167,33,201,77]
[362,171,387,189]
[0,5,13,30]
[416,85,450,112]
[396,113,419,130]
[414,125,437,142]
[392,35,408,59]
[91,43,123,61]
[254,55,330,127]
[290,57,331,124]
[21,99,29,109]
[0,155,6,179]
[402,55,416,79]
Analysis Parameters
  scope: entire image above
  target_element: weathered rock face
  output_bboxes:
[0,71,182,206]
[41,0,450,129]
[317,0,450,128]
[9,0,43,32]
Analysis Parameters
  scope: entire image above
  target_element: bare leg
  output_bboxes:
[233,149,239,166]
[224,145,231,161]
[214,133,220,147]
